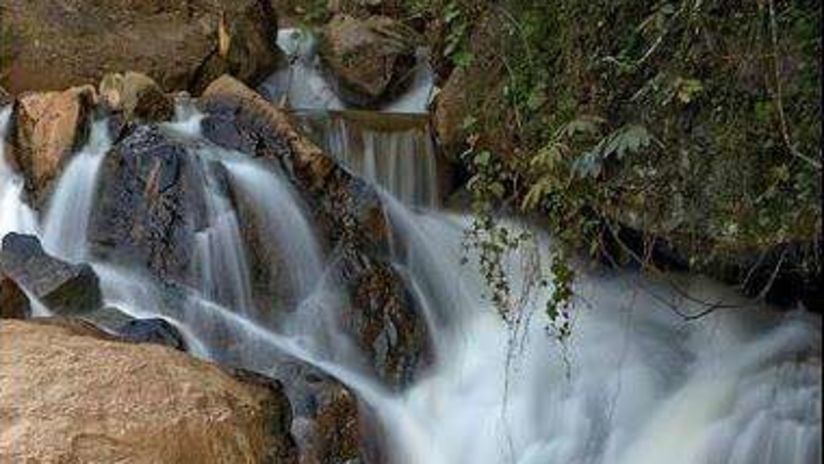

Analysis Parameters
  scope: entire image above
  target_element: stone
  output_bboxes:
[88,125,211,289]
[0,318,298,463]
[0,273,30,319]
[117,318,188,352]
[12,85,95,207]
[99,71,175,123]
[0,233,102,314]
[0,0,282,95]
[319,14,419,107]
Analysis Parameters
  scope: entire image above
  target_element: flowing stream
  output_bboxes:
[0,92,820,464]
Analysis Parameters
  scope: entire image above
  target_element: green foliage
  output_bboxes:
[432,0,820,327]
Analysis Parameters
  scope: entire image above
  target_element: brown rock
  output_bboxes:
[319,14,419,107]
[0,0,282,95]
[0,318,298,463]
[99,71,175,123]
[12,85,95,207]
[0,273,29,319]
[432,12,510,160]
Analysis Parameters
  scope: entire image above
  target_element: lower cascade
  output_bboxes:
[0,82,819,464]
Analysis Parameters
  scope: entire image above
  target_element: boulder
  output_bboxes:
[0,233,102,314]
[273,362,367,464]
[0,273,30,319]
[318,14,419,107]
[199,75,430,387]
[11,85,95,207]
[99,72,175,123]
[0,0,282,95]
[117,317,188,352]
[88,125,211,289]
[0,318,298,463]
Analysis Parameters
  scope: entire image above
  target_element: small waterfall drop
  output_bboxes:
[41,117,112,261]
[298,111,439,207]
[0,106,38,238]
[223,158,324,301]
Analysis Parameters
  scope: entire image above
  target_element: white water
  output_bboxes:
[223,158,324,301]
[0,106,38,238]
[1,102,818,464]
[41,118,112,261]
[297,112,439,207]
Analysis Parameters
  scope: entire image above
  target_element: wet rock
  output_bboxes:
[117,318,188,352]
[0,0,282,95]
[199,75,430,387]
[0,273,30,319]
[0,86,11,106]
[318,15,419,107]
[273,361,369,464]
[0,318,297,463]
[0,233,102,314]
[88,125,210,289]
[99,72,175,123]
[11,85,95,207]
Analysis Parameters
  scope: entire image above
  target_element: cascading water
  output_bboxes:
[0,106,38,238]
[297,112,439,207]
[262,27,440,207]
[41,117,112,261]
[2,101,819,463]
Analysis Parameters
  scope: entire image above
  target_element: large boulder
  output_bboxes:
[0,233,102,314]
[0,273,30,319]
[99,71,175,124]
[318,14,419,107]
[11,85,95,207]
[198,75,430,387]
[0,318,297,463]
[88,125,212,290]
[0,0,282,95]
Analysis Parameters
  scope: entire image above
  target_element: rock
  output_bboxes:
[117,318,188,352]
[0,86,11,106]
[88,125,211,289]
[11,86,95,207]
[432,12,511,160]
[0,0,282,95]
[273,362,367,464]
[318,14,419,107]
[199,75,430,387]
[99,72,175,123]
[0,318,298,463]
[0,233,102,314]
[0,273,30,319]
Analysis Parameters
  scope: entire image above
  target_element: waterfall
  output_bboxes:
[1,99,818,463]
[41,118,112,261]
[0,106,38,238]
[297,111,439,207]
[223,158,324,301]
